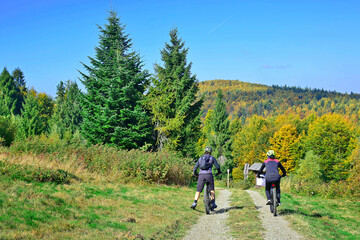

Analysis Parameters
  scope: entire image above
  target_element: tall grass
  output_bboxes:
[281,174,360,199]
[2,134,193,185]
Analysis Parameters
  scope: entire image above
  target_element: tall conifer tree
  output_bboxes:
[51,80,82,138]
[209,90,232,160]
[12,68,27,115]
[145,28,203,157]
[79,11,152,149]
[0,67,19,115]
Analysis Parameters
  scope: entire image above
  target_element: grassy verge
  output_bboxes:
[227,188,264,240]
[0,175,201,240]
[253,180,360,240]
[281,193,360,240]
[0,150,202,240]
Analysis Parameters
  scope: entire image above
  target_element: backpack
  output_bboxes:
[199,155,213,170]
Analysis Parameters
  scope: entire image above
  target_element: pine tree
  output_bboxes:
[0,67,19,115]
[145,28,203,157]
[208,90,232,160]
[79,11,152,149]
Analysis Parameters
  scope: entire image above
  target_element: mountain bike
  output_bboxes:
[269,182,278,216]
[203,181,213,214]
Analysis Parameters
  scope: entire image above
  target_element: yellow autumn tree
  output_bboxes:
[270,123,301,173]
[232,115,273,171]
[196,110,214,156]
[305,113,356,181]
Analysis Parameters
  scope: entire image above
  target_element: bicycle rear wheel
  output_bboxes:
[203,184,211,214]
[272,187,277,216]
[269,187,274,213]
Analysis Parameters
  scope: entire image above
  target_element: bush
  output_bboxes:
[0,116,17,147]
[0,161,74,184]
[6,134,193,185]
[293,151,322,195]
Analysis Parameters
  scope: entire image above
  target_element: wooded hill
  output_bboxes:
[199,79,360,124]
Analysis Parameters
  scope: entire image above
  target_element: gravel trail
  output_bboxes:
[183,188,233,240]
[245,190,303,240]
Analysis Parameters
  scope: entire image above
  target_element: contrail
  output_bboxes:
[208,16,232,34]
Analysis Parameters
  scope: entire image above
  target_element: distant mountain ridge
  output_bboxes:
[198,79,360,121]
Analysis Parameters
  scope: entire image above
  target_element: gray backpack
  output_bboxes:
[199,155,213,170]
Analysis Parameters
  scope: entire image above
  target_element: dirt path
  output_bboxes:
[183,188,233,240]
[245,190,303,240]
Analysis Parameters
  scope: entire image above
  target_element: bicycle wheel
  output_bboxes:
[269,187,274,213]
[203,184,211,214]
[272,187,277,216]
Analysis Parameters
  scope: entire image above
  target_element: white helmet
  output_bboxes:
[267,150,275,158]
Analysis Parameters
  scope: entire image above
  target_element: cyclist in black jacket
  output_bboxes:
[190,146,221,210]
[257,150,286,205]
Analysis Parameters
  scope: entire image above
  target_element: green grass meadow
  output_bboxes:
[1,147,359,240]
[280,192,360,240]
[253,177,360,240]
[0,173,202,239]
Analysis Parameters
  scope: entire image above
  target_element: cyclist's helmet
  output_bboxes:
[267,150,275,159]
[204,146,213,153]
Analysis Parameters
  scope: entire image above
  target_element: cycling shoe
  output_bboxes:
[190,202,197,209]
[211,202,217,209]
[266,200,272,205]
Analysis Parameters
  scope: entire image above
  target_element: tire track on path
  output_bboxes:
[245,190,303,240]
[183,188,233,240]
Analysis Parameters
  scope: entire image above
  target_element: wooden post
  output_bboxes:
[227,169,230,188]
[243,163,249,182]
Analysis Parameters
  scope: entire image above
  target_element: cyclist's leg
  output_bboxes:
[207,174,217,209]
[208,174,215,200]
[194,191,201,201]
[265,180,272,200]
[191,175,205,209]
[275,179,281,203]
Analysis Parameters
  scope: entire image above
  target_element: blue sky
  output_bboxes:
[1,0,359,97]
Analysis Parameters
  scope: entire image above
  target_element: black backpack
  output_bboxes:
[199,155,213,170]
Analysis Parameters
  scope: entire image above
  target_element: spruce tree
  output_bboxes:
[51,80,82,138]
[79,11,152,149]
[145,28,203,158]
[12,68,27,115]
[209,90,232,160]
[0,67,19,115]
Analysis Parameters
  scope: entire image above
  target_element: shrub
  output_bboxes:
[0,116,17,147]
[6,134,193,185]
[0,160,74,184]
[293,151,322,195]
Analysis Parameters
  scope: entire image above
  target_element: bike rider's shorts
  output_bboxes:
[197,173,214,192]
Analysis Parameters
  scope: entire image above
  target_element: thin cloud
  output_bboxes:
[261,64,292,69]
[208,16,232,34]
